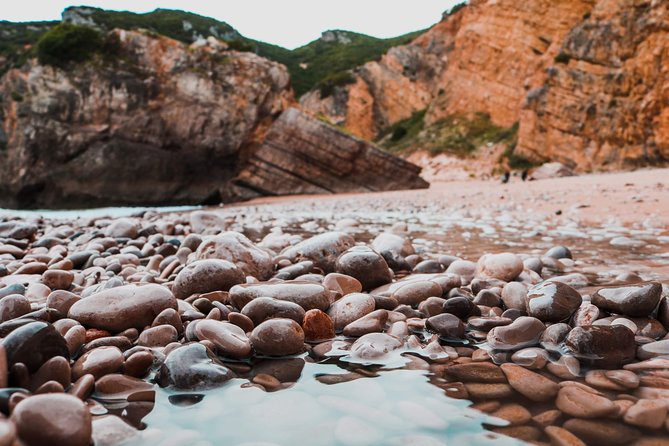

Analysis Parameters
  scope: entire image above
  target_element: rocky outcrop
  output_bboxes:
[517,0,669,169]
[0,29,427,208]
[234,108,428,194]
[301,0,669,171]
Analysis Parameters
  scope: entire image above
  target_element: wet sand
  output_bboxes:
[235,168,669,227]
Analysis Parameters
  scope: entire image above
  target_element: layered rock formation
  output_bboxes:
[0,30,427,208]
[234,108,428,194]
[301,0,669,170]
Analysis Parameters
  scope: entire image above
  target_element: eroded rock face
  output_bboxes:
[0,31,428,208]
[302,0,669,171]
[0,30,293,208]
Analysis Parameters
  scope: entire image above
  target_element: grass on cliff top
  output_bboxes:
[258,29,424,96]
[0,8,425,97]
[379,110,520,159]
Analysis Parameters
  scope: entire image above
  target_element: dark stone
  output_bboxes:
[564,325,636,369]
[158,343,234,390]
[443,296,480,320]
[591,282,662,317]
[2,322,68,373]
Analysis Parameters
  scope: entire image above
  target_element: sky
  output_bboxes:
[2,1,462,49]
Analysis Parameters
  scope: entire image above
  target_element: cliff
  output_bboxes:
[301,0,669,171]
[0,29,427,208]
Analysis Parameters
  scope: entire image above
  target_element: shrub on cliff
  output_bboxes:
[317,71,357,98]
[36,23,103,67]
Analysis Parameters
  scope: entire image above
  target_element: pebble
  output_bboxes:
[230,281,332,311]
[335,246,392,290]
[442,296,480,320]
[623,399,667,429]
[445,362,506,383]
[555,385,617,418]
[637,339,669,360]
[591,282,662,317]
[489,403,531,426]
[500,282,528,310]
[563,419,641,445]
[280,232,355,273]
[500,363,559,402]
[565,325,636,368]
[2,321,68,372]
[172,259,245,299]
[343,309,388,337]
[302,309,336,342]
[196,231,274,279]
[525,281,582,322]
[194,320,252,358]
[425,313,465,339]
[241,297,306,326]
[68,284,177,332]
[327,293,376,331]
[476,252,523,281]
[349,333,402,361]
[486,317,545,351]
[11,393,91,446]
[250,319,305,356]
[72,346,124,380]
[545,426,586,446]
[391,281,443,306]
[158,343,234,390]
[137,324,178,347]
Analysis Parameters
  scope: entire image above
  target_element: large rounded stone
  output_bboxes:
[327,293,375,331]
[2,322,68,372]
[230,281,332,312]
[501,282,528,311]
[280,232,355,273]
[302,309,335,342]
[68,284,177,332]
[158,343,234,390]
[525,281,582,322]
[194,320,252,359]
[563,419,640,446]
[172,259,245,299]
[241,297,306,325]
[196,231,274,280]
[11,394,92,446]
[556,385,617,418]
[591,282,662,317]
[500,363,559,402]
[486,317,545,351]
[335,246,392,291]
[564,325,636,368]
[476,253,523,282]
[251,319,305,356]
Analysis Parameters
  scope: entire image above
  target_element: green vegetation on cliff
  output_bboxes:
[0,7,426,96]
[36,23,103,67]
[380,111,520,159]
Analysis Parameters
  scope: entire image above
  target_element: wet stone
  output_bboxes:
[2,321,68,372]
[280,232,355,273]
[230,281,332,312]
[563,419,641,446]
[68,284,177,332]
[327,293,376,331]
[425,313,465,339]
[556,385,617,418]
[322,273,362,296]
[302,309,335,342]
[501,282,529,311]
[250,318,305,357]
[591,282,663,317]
[391,281,443,307]
[241,297,306,326]
[525,281,582,322]
[467,316,512,332]
[564,325,636,368]
[623,399,667,429]
[137,324,178,348]
[172,259,245,299]
[334,246,392,291]
[196,231,274,280]
[194,320,252,359]
[442,296,480,320]
[342,310,388,337]
[445,362,506,383]
[11,393,92,446]
[486,317,545,351]
[476,253,523,282]
[72,346,124,380]
[500,363,559,402]
[158,343,234,390]
[349,333,402,362]
[637,339,669,360]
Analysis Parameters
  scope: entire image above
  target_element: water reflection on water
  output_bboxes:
[135,363,523,446]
